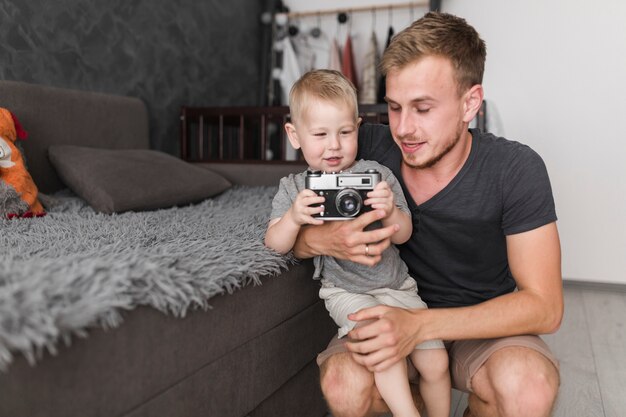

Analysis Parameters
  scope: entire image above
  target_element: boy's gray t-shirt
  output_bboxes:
[270,159,411,292]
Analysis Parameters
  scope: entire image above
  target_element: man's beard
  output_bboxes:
[401,124,464,170]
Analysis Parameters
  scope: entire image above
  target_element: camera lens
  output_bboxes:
[336,189,362,217]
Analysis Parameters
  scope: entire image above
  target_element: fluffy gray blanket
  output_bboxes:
[0,186,293,371]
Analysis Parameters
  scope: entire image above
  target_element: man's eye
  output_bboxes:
[417,107,431,113]
[388,106,401,112]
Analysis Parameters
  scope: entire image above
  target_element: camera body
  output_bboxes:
[305,169,381,220]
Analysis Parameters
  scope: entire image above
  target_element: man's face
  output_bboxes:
[385,56,469,170]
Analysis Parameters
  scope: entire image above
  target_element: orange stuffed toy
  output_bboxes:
[0,108,45,218]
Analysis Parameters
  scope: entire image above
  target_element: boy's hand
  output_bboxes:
[288,189,325,226]
[365,181,394,218]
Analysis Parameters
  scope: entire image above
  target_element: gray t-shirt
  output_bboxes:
[270,159,411,293]
[357,125,558,307]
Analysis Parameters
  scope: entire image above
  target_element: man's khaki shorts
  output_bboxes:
[317,334,559,393]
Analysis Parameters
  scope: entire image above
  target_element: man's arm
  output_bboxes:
[292,209,398,266]
[382,209,412,245]
[346,222,563,372]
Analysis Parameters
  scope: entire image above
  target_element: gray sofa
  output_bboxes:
[0,80,336,417]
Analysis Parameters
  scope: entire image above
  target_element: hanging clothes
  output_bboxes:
[276,36,301,160]
[309,33,330,70]
[359,31,379,104]
[297,32,330,70]
[377,26,395,103]
[328,38,342,72]
[277,36,302,106]
[291,34,316,74]
[341,35,358,88]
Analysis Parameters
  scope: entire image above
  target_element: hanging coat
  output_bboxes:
[277,36,302,106]
[359,31,379,104]
[341,35,358,88]
[291,34,316,74]
[377,26,395,103]
[308,32,330,69]
[328,38,342,72]
[277,37,301,160]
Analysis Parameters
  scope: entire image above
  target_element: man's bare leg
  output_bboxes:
[320,352,424,417]
[464,347,559,417]
[320,352,382,417]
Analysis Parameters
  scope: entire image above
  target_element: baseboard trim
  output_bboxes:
[563,279,626,293]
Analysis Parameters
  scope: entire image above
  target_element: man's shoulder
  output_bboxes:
[354,159,394,177]
[476,130,535,154]
[358,123,395,159]
[474,130,543,166]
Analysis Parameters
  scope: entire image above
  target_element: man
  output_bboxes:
[294,12,563,417]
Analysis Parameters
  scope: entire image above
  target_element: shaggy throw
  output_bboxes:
[0,186,294,371]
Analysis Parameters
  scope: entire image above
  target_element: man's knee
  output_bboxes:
[471,347,559,417]
[320,353,377,417]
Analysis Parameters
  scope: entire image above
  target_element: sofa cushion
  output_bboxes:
[48,145,231,213]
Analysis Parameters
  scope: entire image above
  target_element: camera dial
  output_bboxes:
[335,189,362,217]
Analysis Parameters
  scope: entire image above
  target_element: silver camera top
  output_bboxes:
[306,169,381,190]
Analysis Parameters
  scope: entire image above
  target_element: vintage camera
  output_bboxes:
[305,169,381,220]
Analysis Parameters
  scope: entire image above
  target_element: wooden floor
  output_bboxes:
[329,283,626,417]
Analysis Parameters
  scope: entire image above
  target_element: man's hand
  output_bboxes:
[293,209,397,265]
[345,305,424,372]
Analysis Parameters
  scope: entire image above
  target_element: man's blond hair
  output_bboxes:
[381,12,487,95]
[288,69,359,125]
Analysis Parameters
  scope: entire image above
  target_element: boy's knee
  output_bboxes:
[413,348,449,382]
[320,353,376,417]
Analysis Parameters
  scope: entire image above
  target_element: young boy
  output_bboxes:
[264,69,450,417]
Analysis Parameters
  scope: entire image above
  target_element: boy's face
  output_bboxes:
[285,98,360,173]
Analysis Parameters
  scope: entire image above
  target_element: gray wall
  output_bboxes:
[0,0,264,154]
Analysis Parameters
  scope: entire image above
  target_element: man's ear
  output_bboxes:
[284,122,302,149]
[356,116,362,128]
[462,84,484,123]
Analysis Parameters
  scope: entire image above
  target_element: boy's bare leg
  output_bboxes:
[410,348,451,417]
[374,359,421,417]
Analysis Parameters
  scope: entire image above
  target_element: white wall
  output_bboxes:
[284,0,626,284]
